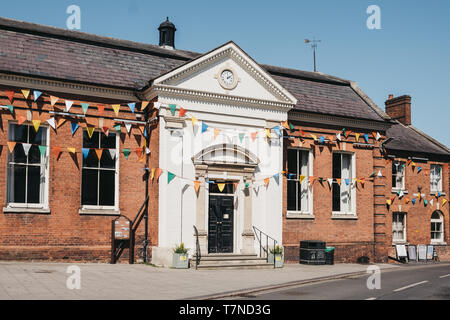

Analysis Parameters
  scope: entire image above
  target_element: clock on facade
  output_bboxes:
[217,67,238,90]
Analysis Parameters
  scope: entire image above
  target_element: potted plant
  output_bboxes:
[172,242,189,269]
[268,245,284,268]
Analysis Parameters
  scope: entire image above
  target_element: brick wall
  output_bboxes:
[0,88,159,262]
[282,123,386,263]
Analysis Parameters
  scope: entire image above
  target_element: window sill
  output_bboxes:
[286,212,315,219]
[331,213,358,220]
[430,242,447,246]
[391,189,408,194]
[3,206,50,214]
[392,241,408,246]
[79,208,120,216]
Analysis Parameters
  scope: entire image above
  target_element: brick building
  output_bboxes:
[0,17,448,264]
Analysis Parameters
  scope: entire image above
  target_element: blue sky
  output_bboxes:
[2,0,449,146]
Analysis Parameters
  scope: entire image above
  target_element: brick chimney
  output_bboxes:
[385,95,412,125]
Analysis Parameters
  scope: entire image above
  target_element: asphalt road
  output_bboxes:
[235,263,450,300]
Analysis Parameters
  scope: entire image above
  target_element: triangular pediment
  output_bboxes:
[152,41,297,106]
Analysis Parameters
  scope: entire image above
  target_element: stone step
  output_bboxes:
[195,262,274,270]
[190,254,274,269]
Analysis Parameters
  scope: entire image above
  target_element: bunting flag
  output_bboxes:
[86,126,95,139]
[309,177,316,185]
[265,129,271,139]
[443,198,447,206]
[135,147,143,159]
[194,181,201,193]
[114,124,121,133]
[319,136,325,144]
[102,126,109,137]
[289,123,295,131]
[327,178,333,187]
[299,129,306,136]
[218,183,225,192]
[273,126,281,137]
[430,199,434,207]
[251,132,258,142]
[33,90,42,101]
[168,171,176,184]
[424,199,428,207]
[53,146,62,158]
[310,134,317,141]
[5,90,14,102]
[7,104,13,113]
[22,143,32,156]
[282,121,289,130]
[122,149,130,160]
[65,100,73,112]
[32,120,41,133]
[355,133,360,142]
[50,96,59,107]
[46,117,56,130]
[38,145,47,157]
[264,178,270,187]
[345,179,350,186]
[57,118,66,129]
[336,178,341,185]
[369,172,376,178]
[98,105,105,116]
[82,148,90,159]
[112,104,121,116]
[404,197,410,204]
[299,175,306,183]
[71,122,79,136]
[239,133,245,143]
[377,170,383,177]
[81,103,89,115]
[417,166,422,173]
[95,149,103,160]
[412,198,416,205]
[214,128,221,140]
[128,103,136,114]
[363,134,369,143]
[150,168,156,180]
[109,149,117,159]
[7,141,16,153]
[169,104,176,116]
[386,199,392,206]
[201,122,208,133]
[153,102,161,110]
[141,101,149,111]
[336,133,341,141]
[67,147,76,154]
[125,122,132,133]
[155,168,163,181]
[179,107,187,118]
[191,116,198,127]
[360,178,365,186]
[21,89,30,99]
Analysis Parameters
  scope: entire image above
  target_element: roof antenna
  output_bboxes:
[305,38,321,72]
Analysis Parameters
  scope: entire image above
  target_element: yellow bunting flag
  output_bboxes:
[141,101,150,111]
[355,133,360,142]
[194,181,201,194]
[32,120,41,133]
[404,197,410,204]
[112,104,121,116]
[386,199,392,206]
[50,96,59,107]
[86,126,95,139]
[299,175,306,183]
[7,141,16,153]
[67,147,76,154]
[150,168,156,181]
[218,183,225,192]
[191,116,198,127]
[282,121,290,130]
[21,89,30,99]
[95,149,103,160]
[265,129,271,139]
[310,134,317,140]
[443,198,447,206]
[214,128,221,140]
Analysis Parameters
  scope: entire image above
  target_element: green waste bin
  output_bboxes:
[325,247,335,265]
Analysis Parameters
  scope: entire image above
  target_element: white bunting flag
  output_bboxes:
[109,149,117,159]
[146,147,151,155]
[125,122,132,133]
[153,102,161,110]
[22,143,32,156]
[46,117,56,130]
[65,100,74,112]
[376,132,381,141]
[377,170,383,177]
[336,133,341,141]
[327,178,333,188]
[430,199,434,207]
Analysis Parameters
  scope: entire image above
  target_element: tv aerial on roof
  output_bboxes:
[305,38,321,72]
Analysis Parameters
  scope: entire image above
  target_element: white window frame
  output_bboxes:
[4,122,50,212]
[431,211,444,244]
[286,148,314,218]
[392,160,406,192]
[430,164,443,193]
[80,129,119,215]
[392,212,407,243]
[332,152,357,218]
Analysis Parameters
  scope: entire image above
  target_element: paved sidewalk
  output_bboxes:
[0,261,399,300]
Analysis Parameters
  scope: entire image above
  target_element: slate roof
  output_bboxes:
[0,17,386,122]
[385,122,450,158]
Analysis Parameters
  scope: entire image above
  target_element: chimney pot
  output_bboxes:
[388,94,394,99]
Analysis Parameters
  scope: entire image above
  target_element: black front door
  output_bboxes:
[208,195,234,253]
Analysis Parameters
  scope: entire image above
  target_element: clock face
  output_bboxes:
[220,70,234,87]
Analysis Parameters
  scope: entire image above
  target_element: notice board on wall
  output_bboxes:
[417,245,427,261]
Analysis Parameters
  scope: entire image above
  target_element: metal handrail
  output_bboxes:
[193,225,201,269]
[253,226,278,268]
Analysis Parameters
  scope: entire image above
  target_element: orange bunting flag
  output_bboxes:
[360,178,365,186]
[309,177,316,184]
[214,128,221,140]
[135,147,143,159]
[218,183,226,192]
[264,178,270,187]
[5,90,15,102]
[50,96,59,107]
[155,168,163,181]
[141,101,150,111]
[7,141,16,153]
[53,146,62,158]
[282,121,290,130]
[251,132,258,142]
[18,115,27,126]
[234,183,238,190]
[112,104,121,116]
[299,129,306,136]
[179,107,187,118]
[98,105,105,116]
[95,149,103,160]
[194,181,201,194]
[336,178,341,185]
[404,197,410,204]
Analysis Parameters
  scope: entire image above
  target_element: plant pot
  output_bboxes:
[268,253,284,268]
[172,253,189,269]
